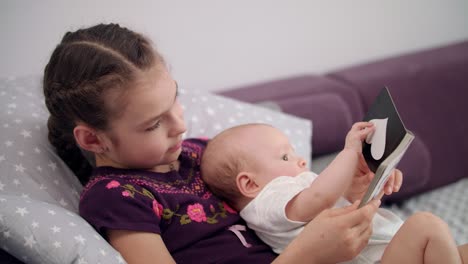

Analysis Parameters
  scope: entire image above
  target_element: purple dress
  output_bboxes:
[79,138,276,263]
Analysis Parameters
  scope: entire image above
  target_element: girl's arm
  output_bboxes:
[286,122,374,222]
[109,201,380,264]
[108,229,176,264]
[275,200,380,264]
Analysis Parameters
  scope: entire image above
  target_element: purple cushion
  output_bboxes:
[387,137,431,203]
[328,40,468,195]
[275,93,353,156]
[220,75,364,156]
[220,41,468,202]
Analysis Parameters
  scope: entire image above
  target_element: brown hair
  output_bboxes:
[201,136,246,205]
[43,23,162,184]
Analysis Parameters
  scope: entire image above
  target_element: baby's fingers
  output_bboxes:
[352,121,373,129]
[347,122,374,140]
[384,172,395,195]
[359,125,375,140]
[392,169,403,192]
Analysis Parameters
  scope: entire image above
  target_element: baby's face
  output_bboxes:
[243,125,308,188]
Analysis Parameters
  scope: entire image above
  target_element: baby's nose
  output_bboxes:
[298,158,307,168]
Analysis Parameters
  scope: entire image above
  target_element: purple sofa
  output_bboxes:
[219,40,468,204]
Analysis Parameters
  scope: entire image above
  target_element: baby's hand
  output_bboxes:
[344,122,375,153]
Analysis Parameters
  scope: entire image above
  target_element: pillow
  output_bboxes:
[178,89,312,166]
[0,75,312,263]
[0,76,82,211]
[0,76,125,263]
[0,194,125,264]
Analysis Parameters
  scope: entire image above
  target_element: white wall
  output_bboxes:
[1,0,468,92]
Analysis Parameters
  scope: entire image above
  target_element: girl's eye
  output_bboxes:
[282,154,289,161]
[146,121,161,132]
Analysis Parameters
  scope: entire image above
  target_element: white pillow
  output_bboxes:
[0,76,82,211]
[178,88,312,166]
[0,194,125,264]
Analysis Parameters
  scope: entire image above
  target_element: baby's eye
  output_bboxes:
[282,154,289,161]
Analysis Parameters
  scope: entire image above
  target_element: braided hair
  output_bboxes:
[43,23,162,184]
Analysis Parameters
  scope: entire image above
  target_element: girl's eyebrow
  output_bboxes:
[139,81,179,128]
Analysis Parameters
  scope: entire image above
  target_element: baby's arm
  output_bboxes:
[286,122,374,222]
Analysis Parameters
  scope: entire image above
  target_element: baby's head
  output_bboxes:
[201,123,308,210]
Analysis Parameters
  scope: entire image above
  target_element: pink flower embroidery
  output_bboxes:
[122,190,131,197]
[152,200,163,218]
[187,203,207,222]
[106,180,120,189]
[222,202,237,214]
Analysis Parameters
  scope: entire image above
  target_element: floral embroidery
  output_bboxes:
[187,203,207,222]
[152,200,163,218]
[115,183,156,199]
[87,139,237,226]
[103,179,235,225]
[83,140,208,197]
[106,180,120,189]
[107,180,164,218]
[162,201,235,225]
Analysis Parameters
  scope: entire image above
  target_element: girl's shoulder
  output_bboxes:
[78,169,164,235]
[79,167,165,214]
[79,168,148,204]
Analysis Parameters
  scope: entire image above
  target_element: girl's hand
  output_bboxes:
[344,122,374,153]
[275,200,381,264]
[344,153,403,202]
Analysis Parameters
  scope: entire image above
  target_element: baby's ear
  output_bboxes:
[236,172,260,198]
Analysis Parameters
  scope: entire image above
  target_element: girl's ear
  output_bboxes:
[73,124,107,154]
[236,172,261,199]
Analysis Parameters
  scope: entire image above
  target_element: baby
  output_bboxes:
[201,123,467,263]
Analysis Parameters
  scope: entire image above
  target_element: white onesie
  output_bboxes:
[239,171,403,264]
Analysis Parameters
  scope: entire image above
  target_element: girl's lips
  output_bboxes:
[168,142,182,152]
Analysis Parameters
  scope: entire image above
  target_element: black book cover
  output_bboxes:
[359,87,414,207]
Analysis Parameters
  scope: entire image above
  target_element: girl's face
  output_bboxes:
[99,65,186,170]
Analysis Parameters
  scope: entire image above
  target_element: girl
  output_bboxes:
[43,23,383,264]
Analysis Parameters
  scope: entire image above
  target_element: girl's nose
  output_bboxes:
[172,115,186,136]
[169,101,187,137]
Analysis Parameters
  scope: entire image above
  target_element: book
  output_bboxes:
[358,87,415,208]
